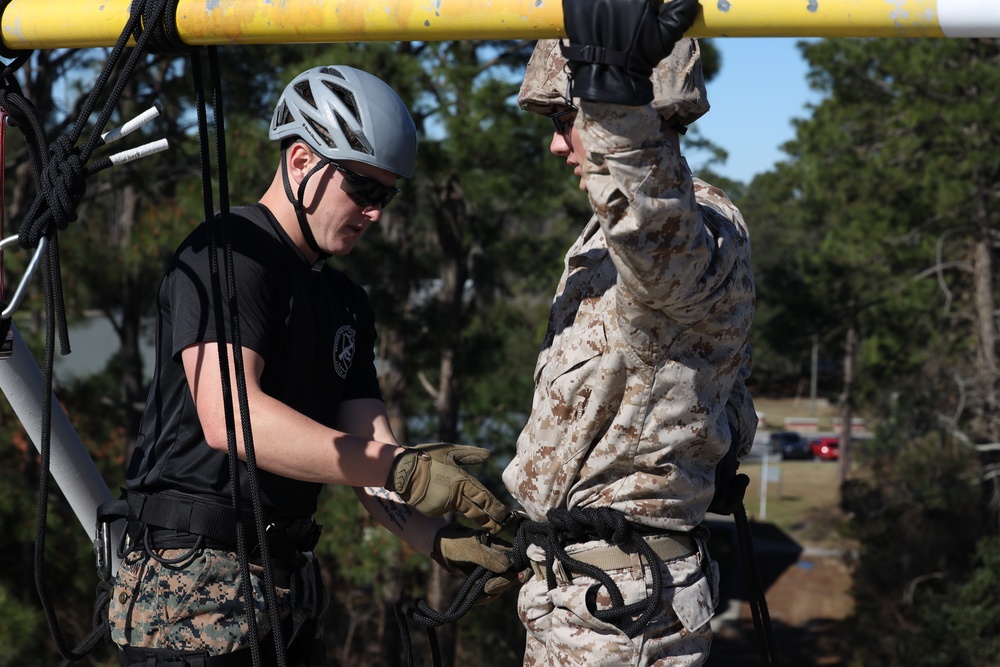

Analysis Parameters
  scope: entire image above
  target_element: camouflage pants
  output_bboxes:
[517,538,717,667]
[109,546,327,659]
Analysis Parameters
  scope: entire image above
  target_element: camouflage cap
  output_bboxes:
[517,38,710,128]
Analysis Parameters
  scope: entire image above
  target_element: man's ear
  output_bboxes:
[286,142,317,184]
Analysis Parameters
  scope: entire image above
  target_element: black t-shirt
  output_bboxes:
[126,204,382,518]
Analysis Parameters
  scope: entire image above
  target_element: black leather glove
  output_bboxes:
[386,443,508,534]
[707,402,751,515]
[431,523,519,604]
[561,0,700,105]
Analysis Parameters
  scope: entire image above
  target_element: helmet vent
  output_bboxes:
[294,80,315,108]
[323,80,359,119]
[273,101,292,128]
[304,116,336,150]
[337,117,371,155]
[320,81,371,156]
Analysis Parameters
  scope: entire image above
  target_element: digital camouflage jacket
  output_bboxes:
[503,101,756,532]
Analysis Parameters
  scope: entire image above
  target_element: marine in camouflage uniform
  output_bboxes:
[504,34,756,666]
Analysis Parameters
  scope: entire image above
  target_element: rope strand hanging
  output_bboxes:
[0,0,181,662]
[190,44,289,667]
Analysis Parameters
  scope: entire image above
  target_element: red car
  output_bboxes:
[809,437,840,461]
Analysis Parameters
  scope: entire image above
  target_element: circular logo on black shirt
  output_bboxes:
[333,325,356,379]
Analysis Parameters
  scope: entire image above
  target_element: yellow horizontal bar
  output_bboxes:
[0,0,961,51]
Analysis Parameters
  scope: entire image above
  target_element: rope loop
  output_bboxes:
[519,506,665,638]
[547,505,634,546]
[41,137,88,231]
[132,0,195,55]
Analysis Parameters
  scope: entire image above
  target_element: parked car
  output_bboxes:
[809,436,840,461]
[767,431,812,460]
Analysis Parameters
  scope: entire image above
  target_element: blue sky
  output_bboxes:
[687,38,823,184]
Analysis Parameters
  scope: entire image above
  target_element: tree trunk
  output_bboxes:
[372,202,410,662]
[112,183,145,463]
[971,207,998,442]
[425,174,469,667]
[839,324,856,483]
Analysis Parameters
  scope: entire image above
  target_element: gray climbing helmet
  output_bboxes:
[270,65,417,178]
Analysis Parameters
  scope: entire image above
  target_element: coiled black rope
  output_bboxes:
[131,0,194,54]
[395,506,668,667]
[515,506,665,638]
[394,566,491,667]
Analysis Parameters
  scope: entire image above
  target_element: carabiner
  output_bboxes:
[0,234,48,320]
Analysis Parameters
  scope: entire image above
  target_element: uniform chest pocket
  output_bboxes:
[539,318,612,426]
[540,317,608,384]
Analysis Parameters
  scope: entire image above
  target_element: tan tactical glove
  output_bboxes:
[431,523,519,604]
[386,443,508,534]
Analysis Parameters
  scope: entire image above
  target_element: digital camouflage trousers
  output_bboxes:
[109,546,327,659]
[517,538,718,667]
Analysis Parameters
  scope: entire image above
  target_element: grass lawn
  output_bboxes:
[739,458,855,551]
[753,395,842,431]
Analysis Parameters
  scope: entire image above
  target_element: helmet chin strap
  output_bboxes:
[280,147,331,261]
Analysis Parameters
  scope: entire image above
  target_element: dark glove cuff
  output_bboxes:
[568,65,654,106]
[386,449,416,493]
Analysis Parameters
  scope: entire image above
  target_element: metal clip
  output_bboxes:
[95,519,113,582]
[0,321,12,359]
[502,509,530,533]
[0,234,48,320]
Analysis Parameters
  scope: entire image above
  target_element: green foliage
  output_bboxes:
[0,582,45,667]
[742,39,1000,421]
[924,537,1000,666]
[842,429,990,666]
[314,485,412,591]
[735,38,1000,663]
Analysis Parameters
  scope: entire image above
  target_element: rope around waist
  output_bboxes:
[525,531,698,581]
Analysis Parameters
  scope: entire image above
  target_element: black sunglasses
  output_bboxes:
[550,106,578,135]
[331,162,400,209]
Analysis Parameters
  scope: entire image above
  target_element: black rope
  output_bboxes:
[528,507,664,637]
[192,46,287,667]
[33,248,82,662]
[131,0,195,55]
[395,506,669,667]
[735,503,780,666]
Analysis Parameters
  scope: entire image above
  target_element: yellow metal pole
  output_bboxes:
[2,0,997,51]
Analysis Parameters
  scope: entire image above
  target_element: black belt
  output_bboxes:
[525,532,698,581]
[99,490,321,556]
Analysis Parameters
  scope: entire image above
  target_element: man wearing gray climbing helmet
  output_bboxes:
[503,0,756,664]
[268,65,416,259]
[109,64,510,666]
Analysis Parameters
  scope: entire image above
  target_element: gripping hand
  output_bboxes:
[561,0,700,105]
[432,523,519,604]
[387,443,508,534]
